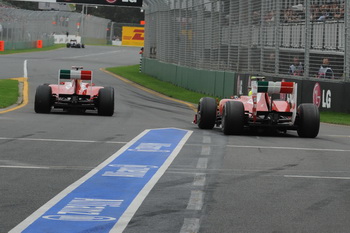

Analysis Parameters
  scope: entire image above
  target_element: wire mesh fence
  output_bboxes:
[144,0,349,82]
[0,5,111,49]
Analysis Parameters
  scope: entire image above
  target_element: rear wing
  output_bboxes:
[57,68,93,95]
[59,69,92,81]
[251,81,297,124]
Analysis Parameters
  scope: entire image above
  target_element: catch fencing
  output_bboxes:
[143,0,349,82]
[0,5,110,49]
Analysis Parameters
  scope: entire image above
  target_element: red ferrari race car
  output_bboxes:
[194,80,320,138]
[34,66,114,116]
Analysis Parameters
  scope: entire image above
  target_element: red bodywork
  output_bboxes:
[50,79,102,97]
[49,78,104,110]
[218,93,291,117]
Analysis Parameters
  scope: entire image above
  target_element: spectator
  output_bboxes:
[317,58,334,79]
[289,57,304,76]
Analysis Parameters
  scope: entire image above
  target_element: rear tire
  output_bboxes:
[98,87,114,116]
[197,97,217,129]
[34,85,52,113]
[66,43,70,48]
[297,103,320,138]
[222,101,245,135]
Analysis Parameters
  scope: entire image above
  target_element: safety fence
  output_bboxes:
[143,0,349,82]
[0,5,110,49]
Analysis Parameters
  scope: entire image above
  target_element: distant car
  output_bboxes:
[34,66,114,116]
[66,39,85,48]
[193,80,320,138]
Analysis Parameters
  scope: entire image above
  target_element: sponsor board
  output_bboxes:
[122,26,144,47]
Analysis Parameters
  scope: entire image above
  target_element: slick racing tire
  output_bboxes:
[197,97,217,129]
[66,43,70,48]
[222,101,244,135]
[34,85,52,113]
[296,103,320,138]
[98,87,114,116]
[82,44,85,48]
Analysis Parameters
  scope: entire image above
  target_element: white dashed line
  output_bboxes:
[196,158,208,169]
[200,145,211,156]
[193,173,206,187]
[202,136,211,144]
[186,190,204,211]
[180,218,200,233]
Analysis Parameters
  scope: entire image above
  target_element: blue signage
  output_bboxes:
[10,128,192,233]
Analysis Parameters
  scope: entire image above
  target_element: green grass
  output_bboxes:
[0,79,19,108]
[106,65,210,104]
[107,64,350,125]
[0,44,65,55]
[320,112,350,126]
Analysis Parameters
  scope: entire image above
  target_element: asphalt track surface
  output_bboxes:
[1,46,350,233]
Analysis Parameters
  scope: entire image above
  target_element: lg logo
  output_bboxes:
[313,82,331,109]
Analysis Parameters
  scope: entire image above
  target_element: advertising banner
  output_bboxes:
[122,26,144,47]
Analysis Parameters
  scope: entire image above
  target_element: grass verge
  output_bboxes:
[106,65,210,104]
[0,44,65,55]
[0,79,19,108]
[107,64,350,126]
[320,112,350,126]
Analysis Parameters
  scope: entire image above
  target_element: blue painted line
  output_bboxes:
[10,128,192,233]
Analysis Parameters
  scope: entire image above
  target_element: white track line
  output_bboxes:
[193,173,206,187]
[196,158,208,169]
[180,218,200,233]
[0,137,126,144]
[285,175,350,180]
[24,60,28,78]
[186,190,204,211]
[227,145,350,152]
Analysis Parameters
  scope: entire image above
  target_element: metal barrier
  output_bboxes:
[0,6,110,49]
[143,0,349,82]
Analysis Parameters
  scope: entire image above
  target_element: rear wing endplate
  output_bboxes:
[251,81,297,124]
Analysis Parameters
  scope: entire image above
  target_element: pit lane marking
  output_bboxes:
[10,128,192,233]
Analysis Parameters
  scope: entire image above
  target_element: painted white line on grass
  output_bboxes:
[186,190,204,211]
[180,218,200,233]
[285,175,350,180]
[196,158,208,169]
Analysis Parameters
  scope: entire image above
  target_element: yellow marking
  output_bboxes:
[0,77,29,114]
[101,68,197,112]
